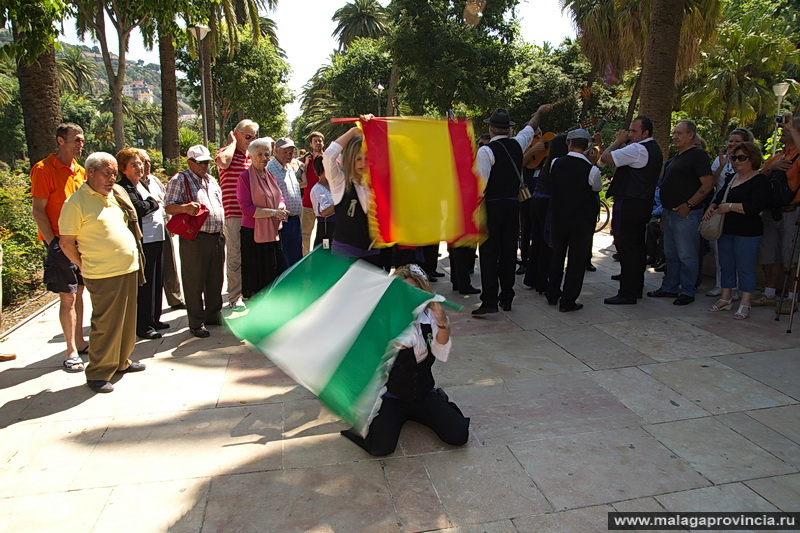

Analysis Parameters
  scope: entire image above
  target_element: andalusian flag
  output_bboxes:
[360,117,485,246]
[225,248,445,436]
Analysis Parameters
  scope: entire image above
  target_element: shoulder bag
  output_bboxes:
[698,177,732,241]
[166,172,210,240]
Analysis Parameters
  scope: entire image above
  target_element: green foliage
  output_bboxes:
[179,126,203,155]
[60,93,98,131]
[0,169,45,305]
[0,84,26,167]
[0,0,71,62]
[333,0,390,51]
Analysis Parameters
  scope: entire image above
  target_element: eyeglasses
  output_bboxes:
[730,155,749,162]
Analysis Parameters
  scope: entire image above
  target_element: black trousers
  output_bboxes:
[523,196,552,292]
[479,199,519,307]
[546,213,594,306]
[179,232,225,329]
[341,390,469,456]
[519,197,534,264]
[449,245,477,292]
[421,244,439,274]
[614,198,652,299]
[313,218,336,248]
[137,240,164,335]
[645,215,664,262]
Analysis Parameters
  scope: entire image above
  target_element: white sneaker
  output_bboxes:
[229,298,246,310]
[705,287,721,297]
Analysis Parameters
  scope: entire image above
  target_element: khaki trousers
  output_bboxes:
[301,207,316,256]
[162,233,184,307]
[83,271,138,381]
[223,217,243,303]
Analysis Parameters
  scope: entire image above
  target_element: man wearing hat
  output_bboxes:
[544,128,603,312]
[268,137,304,267]
[473,104,551,315]
[165,145,226,338]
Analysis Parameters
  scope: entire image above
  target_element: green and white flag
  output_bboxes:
[226,248,446,436]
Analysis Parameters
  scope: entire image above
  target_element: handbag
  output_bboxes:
[495,140,532,202]
[166,172,210,240]
[698,177,732,241]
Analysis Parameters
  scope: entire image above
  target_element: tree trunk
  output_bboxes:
[159,31,180,166]
[16,43,62,165]
[638,0,684,155]
[624,74,642,127]
[202,38,216,145]
[386,63,399,116]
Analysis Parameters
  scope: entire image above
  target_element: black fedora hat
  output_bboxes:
[484,108,515,127]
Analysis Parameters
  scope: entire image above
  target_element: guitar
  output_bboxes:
[585,106,618,164]
[524,117,598,169]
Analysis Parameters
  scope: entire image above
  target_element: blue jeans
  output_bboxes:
[660,208,703,297]
[717,233,762,293]
[280,216,303,267]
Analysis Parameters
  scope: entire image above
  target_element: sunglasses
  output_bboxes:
[730,155,749,162]
[189,159,210,165]
[239,132,255,140]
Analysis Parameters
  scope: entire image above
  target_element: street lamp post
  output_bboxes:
[188,25,211,147]
[772,81,791,157]
[374,83,384,117]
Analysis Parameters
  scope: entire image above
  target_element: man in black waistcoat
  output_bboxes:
[601,117,664,305]
[545,128,604,312]
[473,104,552,315]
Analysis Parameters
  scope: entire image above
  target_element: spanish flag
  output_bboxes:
[360,117,485,247]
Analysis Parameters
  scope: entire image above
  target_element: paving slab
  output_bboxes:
[0,487,110,533]
[596,317,749,361]
[539,325,657,370]
[510,428,709,510]
[744,473,800,513]
[513,505,613,533]
[717,412,800,470]
[644,417,794,484]
[745,404,800,445]
[640,358,797,415]
[714,349,800,400]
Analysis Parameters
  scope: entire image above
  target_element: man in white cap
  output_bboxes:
[165,145,226,338]
[268,137,304,266]
[544,128,603,312]
[473,104,551,316]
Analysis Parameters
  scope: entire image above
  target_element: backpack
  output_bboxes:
[766,154,800,209]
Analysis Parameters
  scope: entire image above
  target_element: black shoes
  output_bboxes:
[611,274,621,281]
[647,289,678,298]
[472,305,498,316]
[137,330,162,340]
[190,326,210,338]
[559,303,584,313]
[153,322,170,330]
[429,271,445,278]
[500,302,512,311]
[459,286,481,295]
[87,380,114,393]
[586,263,597,272]
[516,265,527,275]
[604,295,637,305]
[673,294,695,306]
[118,361,146,373]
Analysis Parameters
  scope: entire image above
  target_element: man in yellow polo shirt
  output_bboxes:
[30,122,90,373]
[59,152,146,393]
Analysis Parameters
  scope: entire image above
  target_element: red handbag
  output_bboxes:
[166,172,210,240]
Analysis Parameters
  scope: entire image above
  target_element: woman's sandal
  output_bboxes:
[708,298,732,312]
[733,304,751,320]
[62,357,85,373]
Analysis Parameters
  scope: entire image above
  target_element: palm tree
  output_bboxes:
[681,14,800,140]
[332,0,390,51]
[57,46,99,95]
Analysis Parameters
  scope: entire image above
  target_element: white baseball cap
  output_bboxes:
[187,145,212,161]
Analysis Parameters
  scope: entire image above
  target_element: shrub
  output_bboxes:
[0,169,45,306]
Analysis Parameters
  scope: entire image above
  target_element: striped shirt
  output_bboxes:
[217,147,250,218]
[268,158,303,215]
[164,169,225,234]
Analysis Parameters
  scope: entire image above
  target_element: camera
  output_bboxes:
[776,115,787,124]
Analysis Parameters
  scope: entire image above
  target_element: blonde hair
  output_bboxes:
[393,264,432,294]
[342,135,364,191]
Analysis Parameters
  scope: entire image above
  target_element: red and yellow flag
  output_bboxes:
[360,117,485,247]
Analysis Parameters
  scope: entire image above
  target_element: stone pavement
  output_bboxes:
[0,233,798,533]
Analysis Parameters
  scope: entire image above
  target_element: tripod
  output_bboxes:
[776,212,800,333]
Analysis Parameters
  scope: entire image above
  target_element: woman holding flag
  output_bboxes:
[322,115,383,267]
[340,264,470,455]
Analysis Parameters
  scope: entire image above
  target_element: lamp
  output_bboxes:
[771,81,791,157]
[188,25,211,146]
[374,83,384,117]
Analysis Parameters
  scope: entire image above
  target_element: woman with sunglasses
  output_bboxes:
[703,142,769,319]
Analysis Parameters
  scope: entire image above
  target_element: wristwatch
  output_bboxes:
[686,201,694,209]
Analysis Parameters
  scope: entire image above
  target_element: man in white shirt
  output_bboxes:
[600,117,664,305]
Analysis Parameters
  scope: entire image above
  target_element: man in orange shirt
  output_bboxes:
[30,123,90,372]
[752,116,800,314]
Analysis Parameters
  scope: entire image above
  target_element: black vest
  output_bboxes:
[608,140,664,200]
[386,323,435,403]
[485,138,523,199]
[333,184,371,250]
[549,154,596,217]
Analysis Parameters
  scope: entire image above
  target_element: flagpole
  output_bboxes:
[330,118,361,124]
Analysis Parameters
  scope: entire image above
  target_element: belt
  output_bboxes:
[199,231,222,235]
[288,214,300,219]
